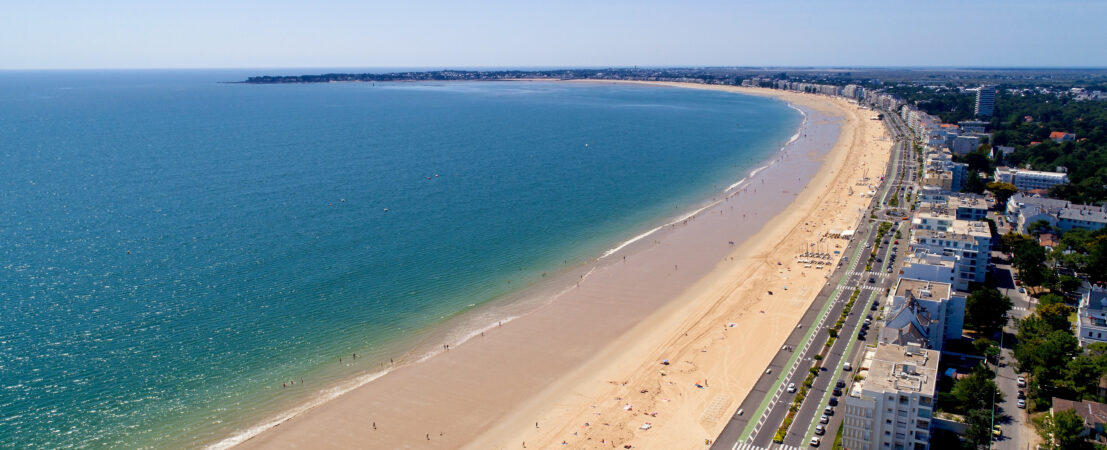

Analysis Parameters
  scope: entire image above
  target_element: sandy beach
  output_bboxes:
[233,83,892,450]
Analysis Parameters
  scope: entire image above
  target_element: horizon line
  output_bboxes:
[4,65,1107,72]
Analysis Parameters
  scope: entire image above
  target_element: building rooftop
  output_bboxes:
[1059,207,1107,224]
[947,194,990,210]
[1082,287,1107,314]
[996,166,1069,178]
[1053,397,1107,428]
[913,222,991,241]
[895,278,952,302]
[859,343,940,394]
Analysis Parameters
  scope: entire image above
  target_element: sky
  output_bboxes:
[3,0,1105,70]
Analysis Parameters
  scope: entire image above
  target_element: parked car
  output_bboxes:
[1017,376,1026,387]
[815,425,826,435]
[843,362,852,371]
[825,406,834,416]
[1017,390,1025,399]
[787,383,796,393]
[810,437,821,447]
[829,397,838,407]
[837,379,846,388]
[1017,399,1026,409]
[819,414,829,424]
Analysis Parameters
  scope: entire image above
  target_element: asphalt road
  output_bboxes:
[991,261,1039,450]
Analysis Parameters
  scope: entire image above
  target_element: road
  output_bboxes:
[712,106,914,450]
[991,259,1039,450]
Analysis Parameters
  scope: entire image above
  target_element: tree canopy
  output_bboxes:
[964,288,1013,336]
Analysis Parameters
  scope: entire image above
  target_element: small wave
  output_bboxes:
[206,369,392,450]
[600,102,809,261]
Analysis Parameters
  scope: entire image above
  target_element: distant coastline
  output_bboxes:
[240,68,745,85]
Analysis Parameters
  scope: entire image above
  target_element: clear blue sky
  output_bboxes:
[3,0,1104,70]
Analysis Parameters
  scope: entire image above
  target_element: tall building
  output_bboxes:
[842,343,939,450]
[909,220,992,288]
[975,86,996,117]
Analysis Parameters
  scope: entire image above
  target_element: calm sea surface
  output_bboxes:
[0,71,799,448]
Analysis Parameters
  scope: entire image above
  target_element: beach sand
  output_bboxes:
[233,83,892,450]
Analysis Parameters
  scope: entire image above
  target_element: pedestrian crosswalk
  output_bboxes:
[731,443,801,450]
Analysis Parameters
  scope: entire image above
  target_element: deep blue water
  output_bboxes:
[0,70,799,448]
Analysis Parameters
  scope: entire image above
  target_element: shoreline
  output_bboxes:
[228,83,889,449]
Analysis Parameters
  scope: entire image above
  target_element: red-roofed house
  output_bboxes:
[1051,131,1076,142]
[1052,397,1107,444]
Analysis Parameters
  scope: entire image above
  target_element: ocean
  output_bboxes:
[0,71,800,448]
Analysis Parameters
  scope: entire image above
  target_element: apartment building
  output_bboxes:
[880,278,966,350]
[842,342,939,450]
[1006,193,1107,233]
[993,167,1069,191]
[910,221,992,286]
[1078,286,1107,347]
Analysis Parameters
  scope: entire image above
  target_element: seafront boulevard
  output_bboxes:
[713,105,913,450]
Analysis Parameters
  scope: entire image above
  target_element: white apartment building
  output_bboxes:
[910,221,992,286]
[1006,193,1107,234]
[880,278,966,350]
[993,167,1069,191]
[900,250,957,286]
[1078,286,1107,347]
[842,342,939,450]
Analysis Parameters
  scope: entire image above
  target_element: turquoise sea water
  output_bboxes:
[0,71,800,448]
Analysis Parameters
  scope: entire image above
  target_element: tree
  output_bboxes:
[1038,292,1066,307]
[986,181,1019,209]
[1027,219,1056,237]
[1039,408,1090,450]
[952,364,1002,412]
[964,288,1013,336]
[1037,303,1074,333]
[963,170,986,194]
[1057,275,1084,294]
[1000,233,1036,253]
[1064,354,1104,400]
[1013,240,1055,291]
[964,409,995,450]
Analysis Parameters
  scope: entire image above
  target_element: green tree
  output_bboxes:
[1013,240,1055,291]
[963,170,986,194]
[1065,354,1105,400]
[1027,219,1056,237]
[952,364,1002,412]
[1001,233,1036,253]
[964,409,995,450]
[986,181,1019,208]
[1058,275,1084,294]
[964,288,1013,336]
[1038,292,1066,307]
[1039,408,1090,450]
[1038,303,1074,332]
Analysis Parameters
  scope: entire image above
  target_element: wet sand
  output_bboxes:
[234,83,892,449]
